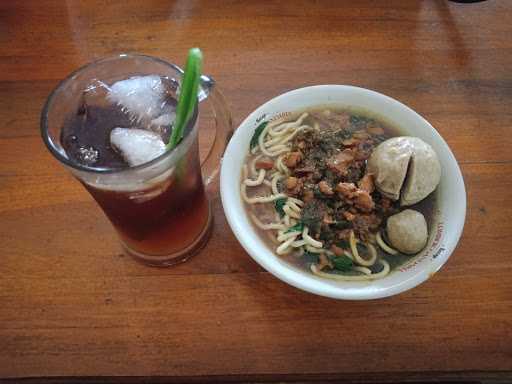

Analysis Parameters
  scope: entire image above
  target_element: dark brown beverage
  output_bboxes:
[82,141,210,259]
[60,77,210,264]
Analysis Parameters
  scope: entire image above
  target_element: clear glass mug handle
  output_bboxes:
[198,75,233,186]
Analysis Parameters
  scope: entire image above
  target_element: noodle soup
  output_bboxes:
[241,108,439,281]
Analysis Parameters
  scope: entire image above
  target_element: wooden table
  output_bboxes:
[1,1,511,383]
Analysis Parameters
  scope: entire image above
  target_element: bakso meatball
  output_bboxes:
[368,137,441,206]
[386,209,428,254]
[400,138,441,206]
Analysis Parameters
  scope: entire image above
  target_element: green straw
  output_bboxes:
[167,48,203,150]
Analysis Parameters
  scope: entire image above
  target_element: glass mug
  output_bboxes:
[41,54,232,266]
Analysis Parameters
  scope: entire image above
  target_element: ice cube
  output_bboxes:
[77,146,99,165]
[150,112,176,127]
[82,80,111,108]
[110,127,166,167]
[107,75,165,122]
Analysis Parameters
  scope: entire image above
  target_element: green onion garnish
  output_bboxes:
[167,48,203,150]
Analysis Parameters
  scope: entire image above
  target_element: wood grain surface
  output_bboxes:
[1,0,511,382]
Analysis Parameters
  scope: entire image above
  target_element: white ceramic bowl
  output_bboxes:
[220,85,466,300]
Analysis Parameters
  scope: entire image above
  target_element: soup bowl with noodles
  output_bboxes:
[220,85,465,300]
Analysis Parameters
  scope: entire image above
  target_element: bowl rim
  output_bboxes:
[220,84,466,300]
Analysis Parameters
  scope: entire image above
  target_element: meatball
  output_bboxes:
[367,137,412,201]
[400,138,441,206]
[386,209,428,254]
[368,137,441,206]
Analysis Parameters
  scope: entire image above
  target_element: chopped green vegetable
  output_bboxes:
[250,121,268,149]
[350,115,369,125]
[335,130,352,140]
[330,255,353,271]
[274,197,287,217]
[285,222,304,233]
[336,239,350,248]
[301,200,325,229]
[334,220,351,230]
[302,251,319,264]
